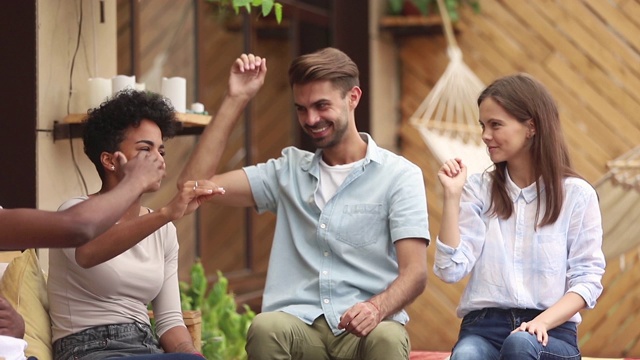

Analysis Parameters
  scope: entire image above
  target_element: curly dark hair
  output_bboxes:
[83,89,178,180]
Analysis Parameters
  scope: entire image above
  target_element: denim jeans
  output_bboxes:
[52,322,202,360]
[450,308,581,360]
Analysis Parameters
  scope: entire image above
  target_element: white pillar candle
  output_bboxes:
[87,77,112,110]
[112,75,136,95]
[161,77,187,113]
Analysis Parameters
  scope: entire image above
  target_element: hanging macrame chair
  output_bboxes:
[594,145,640,261]
[409,0,491,174]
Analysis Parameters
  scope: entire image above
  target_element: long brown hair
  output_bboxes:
[478,73,580,227]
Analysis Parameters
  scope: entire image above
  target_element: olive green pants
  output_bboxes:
[245,312,410,360]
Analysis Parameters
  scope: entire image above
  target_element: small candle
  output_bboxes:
[88,77,112,110]
[191,102,205,113]
[112,75,136,95]
[161,77,187,113]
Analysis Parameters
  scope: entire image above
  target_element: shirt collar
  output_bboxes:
[303,132,381,172]
[505,168,543,204]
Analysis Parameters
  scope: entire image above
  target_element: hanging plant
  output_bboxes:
[387,0,479,22]
[207,0,283,23]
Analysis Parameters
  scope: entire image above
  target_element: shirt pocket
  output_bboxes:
[337,203,384,248]
[534,233,567,274]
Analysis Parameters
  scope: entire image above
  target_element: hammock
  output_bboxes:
[409,0,491,175]
[594,146,640,260]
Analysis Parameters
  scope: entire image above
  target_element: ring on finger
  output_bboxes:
[193,181,198,191]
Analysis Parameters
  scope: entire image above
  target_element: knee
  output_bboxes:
[363,322,409,356]
[451,342,482,360]
[247,312,286,340]
[451,335,494,360]
[501,331,538,359]
[369,322,407,344]
[246,312,310,359]
[246,312,287,357]
[502,331,537,351]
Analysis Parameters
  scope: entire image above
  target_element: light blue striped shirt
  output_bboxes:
[434,171,605,323]
[244,133,430,334]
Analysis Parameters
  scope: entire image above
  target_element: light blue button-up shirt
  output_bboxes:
[434,171,605,323]
[244,133,430,334]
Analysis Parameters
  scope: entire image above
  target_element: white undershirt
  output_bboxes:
[315,158,363,210]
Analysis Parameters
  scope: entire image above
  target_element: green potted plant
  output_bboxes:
[180,261,256,360]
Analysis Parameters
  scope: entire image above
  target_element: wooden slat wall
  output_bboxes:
[578,249,640,357]
[397,0,640,355]
[117,0,293,296]
[117,0,289,280]
[119,0,640,355]
[117,0,202,280]
[195,13,293,285]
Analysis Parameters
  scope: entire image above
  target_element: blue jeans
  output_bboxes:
[450,308,581,360]
[52,322,203,360]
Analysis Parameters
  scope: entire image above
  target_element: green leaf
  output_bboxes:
[411,0,429,16]
[261,0,274,17]
[388,0,404,15]
[189,260,207,310]
[274,3,283,23]
[471,1,481,13]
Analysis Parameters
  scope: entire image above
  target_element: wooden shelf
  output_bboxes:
[52,113,211,141]
[379,15,453,37]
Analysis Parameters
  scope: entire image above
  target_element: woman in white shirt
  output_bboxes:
[435,73,605,360]
[47,89,222,360]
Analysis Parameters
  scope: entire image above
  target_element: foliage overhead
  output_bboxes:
[207,0,283,23]
[388,0,480,22]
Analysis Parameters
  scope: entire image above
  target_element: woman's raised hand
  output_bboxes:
[161,180,226,221]
[438,158,467,195]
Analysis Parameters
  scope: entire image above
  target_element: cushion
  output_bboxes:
[410,352,451,360]
[0,251,22,276]
[0,249,52,360]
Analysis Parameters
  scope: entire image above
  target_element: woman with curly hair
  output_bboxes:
[47,89,223,360]
[435,74,605,360]
[1,137,165,360]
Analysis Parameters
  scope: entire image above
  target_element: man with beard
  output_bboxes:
[179,48,430,360]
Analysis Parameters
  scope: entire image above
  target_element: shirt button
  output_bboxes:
[323,251,329,257]
[323,299,330,304]
[320,223,326,229]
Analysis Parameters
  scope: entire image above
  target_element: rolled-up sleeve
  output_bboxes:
[433,174,487,283]
[566,183,605,309]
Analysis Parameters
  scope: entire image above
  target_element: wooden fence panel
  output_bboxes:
[396,0,640,355]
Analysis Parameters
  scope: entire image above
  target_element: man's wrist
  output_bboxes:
[119,176,147,196]
[225,92,252,104]
[366,300,381,314]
